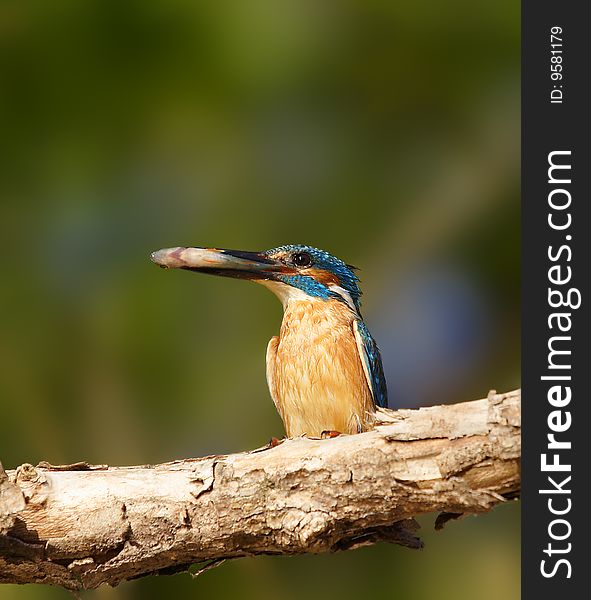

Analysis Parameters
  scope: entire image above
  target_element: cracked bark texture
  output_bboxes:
[0,389,520,590]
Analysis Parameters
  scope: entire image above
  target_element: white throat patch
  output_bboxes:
[257,279,358,313]
[256,280,318,308]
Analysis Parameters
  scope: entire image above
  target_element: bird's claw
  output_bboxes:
[267,436,284,448]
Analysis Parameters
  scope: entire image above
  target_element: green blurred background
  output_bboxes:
[0,0,519,598]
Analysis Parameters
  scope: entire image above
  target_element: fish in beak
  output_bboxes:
[150,247,286,280]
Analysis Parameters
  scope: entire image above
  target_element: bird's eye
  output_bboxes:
[292,252,312,268]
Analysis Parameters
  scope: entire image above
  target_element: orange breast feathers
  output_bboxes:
[265,298,376,438]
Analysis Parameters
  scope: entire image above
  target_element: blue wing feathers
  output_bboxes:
[355,320,389,409]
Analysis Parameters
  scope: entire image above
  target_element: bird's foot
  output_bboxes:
[267,436,285,448]
[320,430,342,439]
[250,436,285,453]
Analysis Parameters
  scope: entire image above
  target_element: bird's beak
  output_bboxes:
[150,247,285,280]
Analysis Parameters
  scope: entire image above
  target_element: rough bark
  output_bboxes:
[0,389,520,590]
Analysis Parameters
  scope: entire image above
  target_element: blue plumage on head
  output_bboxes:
[264,244,362,311]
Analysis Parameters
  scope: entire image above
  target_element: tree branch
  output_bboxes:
[0,389,520,590]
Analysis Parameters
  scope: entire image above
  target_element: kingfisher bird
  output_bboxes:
[150,245,388,438]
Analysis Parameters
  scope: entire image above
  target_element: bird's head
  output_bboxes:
[150,244,362,311]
